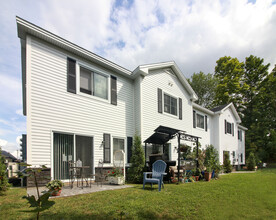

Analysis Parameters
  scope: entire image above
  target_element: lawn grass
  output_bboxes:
[0,168,275,219]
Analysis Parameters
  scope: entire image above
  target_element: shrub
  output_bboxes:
[223,152,232,173]
[0,148,10,192]
[204,145,220,172]
[247,152,256,171]
[128,135,145,183]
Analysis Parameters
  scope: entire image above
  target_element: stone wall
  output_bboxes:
[27,168,51,187]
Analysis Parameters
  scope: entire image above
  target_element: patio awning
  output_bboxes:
[144,125,201,183]
[144,125,185,145]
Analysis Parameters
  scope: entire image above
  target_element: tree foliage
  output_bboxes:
[128,135,145,183]
[213,56,248,114]
[213,55,275,163]
[0,148,10,192]
[188,72,218,108]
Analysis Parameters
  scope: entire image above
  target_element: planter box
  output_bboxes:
[107,176,124,185]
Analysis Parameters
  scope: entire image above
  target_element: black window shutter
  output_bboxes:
[158,88,162,113]
[179,98,182,120]
[111,75,117,105]
[127,137,133,163]
[232,123,234,136]
[67,57,76,93]
[238,130,240,140]
[240,130,242,141]
[193,110,196,128]
[103,133,111,163]
[205,115,207,132]
[225,120,227,134]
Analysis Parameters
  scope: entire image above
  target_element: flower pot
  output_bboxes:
[195,176,199,181]
[51,189,62,196]
[204,172,212,182]
[107,176,124,185]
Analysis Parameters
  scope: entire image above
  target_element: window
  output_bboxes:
[79,66,108,99]
[226,122,232,134]
[240,153,243,163]
[164,93,177,116]
[196,114,204,129]
[232,151,235,158]
[238,130,242,141]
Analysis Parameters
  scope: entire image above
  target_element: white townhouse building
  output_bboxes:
[16,17,246,180]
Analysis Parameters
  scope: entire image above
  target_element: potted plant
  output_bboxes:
[194,168,201,181]
[46,180,63,196]
[107,167,124,185]
[204,167,212,181]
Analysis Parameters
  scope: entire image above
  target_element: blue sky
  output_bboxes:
[0,0,276,158]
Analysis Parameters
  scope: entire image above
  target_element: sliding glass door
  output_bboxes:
[53,133,93,180]
[53,133,74,180]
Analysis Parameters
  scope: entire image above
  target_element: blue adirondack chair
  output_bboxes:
[143,160,167,192]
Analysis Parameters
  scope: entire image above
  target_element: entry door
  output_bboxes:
[53,133,74,180]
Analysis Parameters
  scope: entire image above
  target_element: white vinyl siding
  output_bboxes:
[27,36,134,169]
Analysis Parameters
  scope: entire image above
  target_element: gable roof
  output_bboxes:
[1,150,18,161]
[212,103,241,123]
[211,104,229,112]
[132,62,198,101]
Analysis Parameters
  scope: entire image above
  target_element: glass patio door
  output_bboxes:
[53,133,74,180]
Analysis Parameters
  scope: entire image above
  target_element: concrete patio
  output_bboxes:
[27,183,132,198]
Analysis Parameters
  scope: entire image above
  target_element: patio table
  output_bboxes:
[70,166,91,189]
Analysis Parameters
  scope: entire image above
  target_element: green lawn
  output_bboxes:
[0,169,275,219]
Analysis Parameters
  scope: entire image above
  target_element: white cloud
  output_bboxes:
[0,138,8,147]
[0,139,20,159]
[101,0,276,75]
[0,73,22,107]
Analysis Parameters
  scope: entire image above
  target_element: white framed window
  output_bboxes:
[164,93,177,116]
[79,66,108,100]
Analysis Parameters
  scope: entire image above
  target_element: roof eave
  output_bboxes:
[16,16,132,78]
[192,103,214,115]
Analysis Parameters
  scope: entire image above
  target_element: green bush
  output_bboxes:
[204,145,220,172]
[128,135,145,183]
[0,148,10,192]
[223,152,232,173]
[247,152,256,171]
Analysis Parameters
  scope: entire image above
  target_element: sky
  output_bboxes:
[0,0,275,158]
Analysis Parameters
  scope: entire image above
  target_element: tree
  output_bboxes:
[213,56,248,114]
[250,66,276,162]
[188,72,218,108]
[128,135,145,183]
[0,148,10,192]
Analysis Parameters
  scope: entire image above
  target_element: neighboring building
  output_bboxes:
[1,150,20,178]
[16,17,246,180]
[20,134,27,162]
